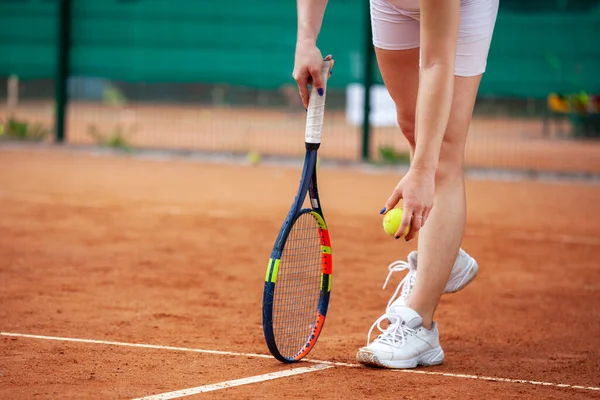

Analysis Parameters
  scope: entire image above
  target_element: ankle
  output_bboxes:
[421,319,433,330]
[406,303,433,330]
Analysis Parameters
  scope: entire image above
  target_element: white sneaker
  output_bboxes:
[444,248,479,293]
[357,306,444,369]
[385,248,479,310]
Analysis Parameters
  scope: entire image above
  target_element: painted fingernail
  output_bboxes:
[318,88,324,96]
[380,207,386,215]
[305,107,307,112]
[395,236,400,240]
[405,238,410,242]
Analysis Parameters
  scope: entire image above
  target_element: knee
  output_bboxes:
[397,115,416,149]
[435,159,463,184]
[435,134,466,183]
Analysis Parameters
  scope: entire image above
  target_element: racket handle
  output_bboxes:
[305,60,332,145]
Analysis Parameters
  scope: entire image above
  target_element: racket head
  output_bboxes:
[262,168,332,363]
[263,58,333,363]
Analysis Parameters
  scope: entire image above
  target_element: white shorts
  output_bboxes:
[370,0,499,77]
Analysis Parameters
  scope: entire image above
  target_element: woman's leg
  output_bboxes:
[374,47,420,150]
[375,44,479,307]
[407,75,482,329]
[403,0,498,328]
[358,0,497,369]
[376,44,482,329]
[358,62,483,368]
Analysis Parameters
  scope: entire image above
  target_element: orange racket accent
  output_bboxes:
[294,311,326,361]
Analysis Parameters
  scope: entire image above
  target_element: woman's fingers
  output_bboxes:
[295,75,310,110]
[422,207,432,227]
[405,213,423,241]
[395,206,414,239]
[324,55,334,79]
[384,169,435,241]
[309,64,324,98]
[404,203,432,241]
[293,54,333,111]
[384,190,402,215]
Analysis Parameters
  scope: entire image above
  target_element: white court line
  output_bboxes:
[132,364,332,400]
[2,332,599,393]
[0,332,274,360]
[466,229,600,247]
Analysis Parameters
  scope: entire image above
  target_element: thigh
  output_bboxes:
[440,0,498,158]
[440,74,482,169]
[374,48,420,143]
[371,0,421,143]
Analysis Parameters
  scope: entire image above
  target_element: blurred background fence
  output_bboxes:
[1,0,600,173]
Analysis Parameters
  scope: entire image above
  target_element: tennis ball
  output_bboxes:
[382,208,410,237]
[247,151,261,167]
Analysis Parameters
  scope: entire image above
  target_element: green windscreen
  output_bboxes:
[1,0,598,97]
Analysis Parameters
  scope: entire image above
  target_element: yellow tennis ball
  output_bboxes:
[247,151,261,167]
[382,208,410,237]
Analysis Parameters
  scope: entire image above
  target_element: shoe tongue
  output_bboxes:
[389,296,407,309]
[389,306,422,329]
[408,251,418,268]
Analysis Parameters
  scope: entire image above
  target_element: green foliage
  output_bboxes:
[0,115,51,141]
[548,91,600,137]
[377,145,411,165]
[87,124,135,152]
[102,84,127,107]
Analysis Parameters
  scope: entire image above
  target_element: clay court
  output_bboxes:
[1,146,599,399]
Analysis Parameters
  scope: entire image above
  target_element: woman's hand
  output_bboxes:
[382,168,435,241]
[292,40,332,109]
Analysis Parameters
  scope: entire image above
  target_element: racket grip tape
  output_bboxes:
[305,60,333,145]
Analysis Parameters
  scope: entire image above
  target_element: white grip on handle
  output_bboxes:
[305,60,332,144]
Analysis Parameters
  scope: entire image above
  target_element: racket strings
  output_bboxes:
[272,212,323,359]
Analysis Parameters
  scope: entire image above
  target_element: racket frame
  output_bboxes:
[262,60,333,363]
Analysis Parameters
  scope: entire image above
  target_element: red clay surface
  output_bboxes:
[1,148,600,399]
[2,338,281,399]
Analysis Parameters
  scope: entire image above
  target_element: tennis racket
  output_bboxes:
[262,59,333,363]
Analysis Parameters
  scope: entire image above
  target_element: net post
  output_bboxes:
[55,0,72,144]
[361,1,374,162]
[7,75,19,111]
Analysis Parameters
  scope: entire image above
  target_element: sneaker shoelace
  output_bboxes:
[367,313,416,347]
[383,260,417,311]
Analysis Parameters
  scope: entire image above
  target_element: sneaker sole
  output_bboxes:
[356,347,445,369]
[444,258,479,294]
